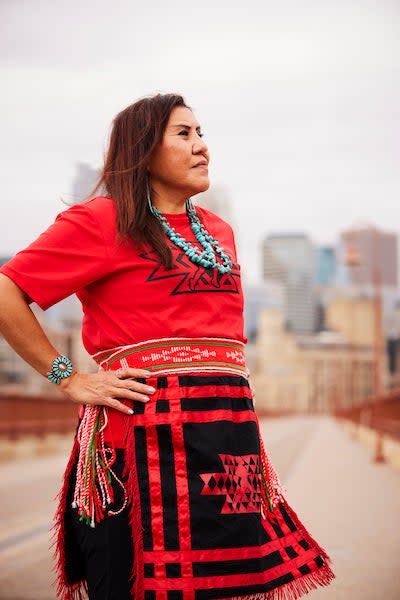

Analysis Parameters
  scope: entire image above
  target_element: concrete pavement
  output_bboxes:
[267,416,400,600]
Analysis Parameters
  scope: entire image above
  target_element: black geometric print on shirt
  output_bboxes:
[138,244,240,295]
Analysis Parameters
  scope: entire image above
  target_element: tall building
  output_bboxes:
[341,226,397,287]
[262,233,317,334]
[340,226,399,338]
[315,246,337,286]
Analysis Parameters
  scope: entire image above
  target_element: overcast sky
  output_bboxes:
[1,0,399,284]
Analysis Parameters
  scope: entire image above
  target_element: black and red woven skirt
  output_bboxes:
[52,337,335,600]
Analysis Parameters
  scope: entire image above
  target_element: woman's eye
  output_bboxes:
[179,131,205,138]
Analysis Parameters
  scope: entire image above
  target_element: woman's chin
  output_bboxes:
[192,178,210,194]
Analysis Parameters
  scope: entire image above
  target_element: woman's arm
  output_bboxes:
[0,273,71,384]
[0,273,156,411]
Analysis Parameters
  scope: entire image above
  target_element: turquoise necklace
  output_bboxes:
[147,193,232,275]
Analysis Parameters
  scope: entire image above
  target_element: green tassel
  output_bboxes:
[99,456,112,484]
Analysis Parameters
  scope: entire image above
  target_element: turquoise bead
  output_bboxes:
[147,196,232,275]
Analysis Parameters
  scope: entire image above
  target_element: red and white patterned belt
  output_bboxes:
[91,336,248,378]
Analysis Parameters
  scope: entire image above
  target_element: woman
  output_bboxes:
[0,93,335,600]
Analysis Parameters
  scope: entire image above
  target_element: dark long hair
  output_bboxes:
[79,92,206,270]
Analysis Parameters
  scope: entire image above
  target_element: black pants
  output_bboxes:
[65,449,134,600]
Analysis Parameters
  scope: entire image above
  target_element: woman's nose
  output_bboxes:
[194,137,208,153]
[194,144,209,162]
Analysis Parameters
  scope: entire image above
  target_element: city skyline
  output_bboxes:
[1,0,399,284]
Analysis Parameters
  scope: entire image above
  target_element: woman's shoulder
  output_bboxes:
[53,196,118,248]
[78,195,116,218]
[57,195,116,225]
[75,195,117,234]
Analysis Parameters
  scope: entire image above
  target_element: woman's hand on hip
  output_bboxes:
[58,367,156,414]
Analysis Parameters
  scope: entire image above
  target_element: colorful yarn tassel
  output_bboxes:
[72,404,128,527]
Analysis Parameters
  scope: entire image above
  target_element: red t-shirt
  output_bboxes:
[1,196,248,446]
[0,196,248,353]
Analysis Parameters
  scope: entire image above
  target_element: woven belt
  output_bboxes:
[91,336,248,378]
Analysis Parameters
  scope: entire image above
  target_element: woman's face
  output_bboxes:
[148,106,210,199]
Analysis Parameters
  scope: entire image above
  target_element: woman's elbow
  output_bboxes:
[0,273,33,305]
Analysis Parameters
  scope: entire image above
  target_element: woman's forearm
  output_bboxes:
[0,273,78,391]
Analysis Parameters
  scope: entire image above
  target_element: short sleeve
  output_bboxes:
[0,202,110,310]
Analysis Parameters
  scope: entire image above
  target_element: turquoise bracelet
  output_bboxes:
[47,355,74,385]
